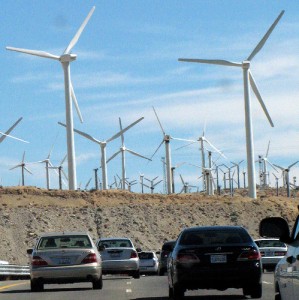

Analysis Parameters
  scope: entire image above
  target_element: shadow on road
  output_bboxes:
[131,296,246,300]
[1,287,91,294]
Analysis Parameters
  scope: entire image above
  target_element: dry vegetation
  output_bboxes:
[0,186,298,265]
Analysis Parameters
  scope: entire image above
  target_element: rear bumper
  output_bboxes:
[102,259,139,273]
[261,257,282,267]
[172,263,261,290]
[31,264,101,283]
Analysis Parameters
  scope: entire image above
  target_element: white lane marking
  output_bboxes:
[127,281,132,285]
[126,289,132,293]
[262,281,273,285]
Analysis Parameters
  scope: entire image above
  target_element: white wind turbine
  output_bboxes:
[10,151,32,186]
[274,161,299,198]
[107,117,151,190]
[260,141,277,187]
[6,6,96,191]
[178,11,284,199]
[0,117,29,144]
[179,174,197,194]
[59,117,144,190]
[49,154,68,190]
[151,107,185,194]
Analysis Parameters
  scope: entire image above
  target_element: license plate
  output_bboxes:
[210,254,227,263]
[110,253,120,258]
[265,251,274,256]
[59,258,71,265]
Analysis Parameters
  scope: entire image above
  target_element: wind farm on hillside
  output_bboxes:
[1,3,299,199]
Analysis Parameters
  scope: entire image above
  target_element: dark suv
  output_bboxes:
[168,226,262,299]
[158,240,176,276]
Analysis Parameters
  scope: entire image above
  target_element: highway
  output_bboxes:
[0,272,275,299]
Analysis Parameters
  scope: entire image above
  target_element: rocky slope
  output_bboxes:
[0,187,298,265]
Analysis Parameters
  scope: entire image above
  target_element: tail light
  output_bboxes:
[32,256,48,266]
[130,251,138,258]
[177,253,199,264]
[81,253,97,264]
[238,249,261,261]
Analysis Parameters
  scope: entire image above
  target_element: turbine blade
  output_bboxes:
[6,47,60,60]
[58,122,102,144]
[204,138,226,158]
[249,71,274,127]
[70,83,83,123]
[106,150,121,163]
[126,148,151,161]
[106,117,144,143]
[0,131,29,144]
[178,58,242,67]
[151,140,164,159]
[24,166,33,175]
[119,118,125,146]
[64,6,96,54]
[175,141,197,151]
[273,164,284,171]
[22,151,26,163]
[171,137,195,143]
[265,140,271,157]
[247,10,285,61]
[10,165,20,171]
[179,174,185,185]
[152,106,166,136]
[0,117,23,143]
[288,161,299,169]
[266,159,278,172]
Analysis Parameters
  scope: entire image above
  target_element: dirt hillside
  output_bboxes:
[0,186,298,265]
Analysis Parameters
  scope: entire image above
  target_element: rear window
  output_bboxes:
[98,239,133,248]
[162,241,176,251]
[37,235,92,250]
[180,229,251,246]
[255,240,286,248]
[139,252,154,259]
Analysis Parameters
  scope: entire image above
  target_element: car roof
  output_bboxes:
[182,225,245,232]
[38,232,91,237]
[98,237,132,241]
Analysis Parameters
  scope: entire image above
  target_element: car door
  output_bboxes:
[290,217,299,299]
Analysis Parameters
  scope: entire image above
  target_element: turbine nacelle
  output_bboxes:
[59,53,77,63]
[242,61,250,69]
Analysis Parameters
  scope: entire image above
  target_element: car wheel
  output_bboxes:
[172,283,184,300]
[274,293,281,300]
[158,268,165,276]
[249,282,262,299]
[168,285,173,298]
[92,275,103,290]
[31,280,43,292]
[133,270,140,279]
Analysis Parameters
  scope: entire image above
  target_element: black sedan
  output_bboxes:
[167,226,262,299]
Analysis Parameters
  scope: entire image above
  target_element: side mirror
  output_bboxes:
[156,251,161,255]
[27,248,33,255]
[136,248,142,253]
[259,217,292,243]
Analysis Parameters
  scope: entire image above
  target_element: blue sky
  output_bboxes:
[1,0,299,192]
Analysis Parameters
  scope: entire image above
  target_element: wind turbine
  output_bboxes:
[178,11,284,199]
[59,117,144,190]
[10,151,32,186]
[107,117,151,190]
[231,160,244,189]
[179,174,197,194]
[6,6,96,190]
[260,141,277,188]
[0,118,29,144]
[48,154,68,190]
[143,176,163,194]
[274,161,299,197]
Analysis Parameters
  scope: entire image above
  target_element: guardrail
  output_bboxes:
[0,264,30,280]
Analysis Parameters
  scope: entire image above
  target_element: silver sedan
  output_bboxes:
[27,232,102,292]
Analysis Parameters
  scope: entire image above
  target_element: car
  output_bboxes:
[259,215,299,300]
[254,238,287,272]
[158,240,176,276]
[138,251,159,275]
[168,226,262,299]
[27,232,102,292]
[96,237,140,278]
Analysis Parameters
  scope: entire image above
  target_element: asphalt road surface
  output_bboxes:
[0,272,275,300]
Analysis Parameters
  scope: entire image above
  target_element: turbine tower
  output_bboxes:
[107,117,151,190]
[178,11,284,199]
[6,6,96,190]
[10,151,32,186]
[59,117,143,190]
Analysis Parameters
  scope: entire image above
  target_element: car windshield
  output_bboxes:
[37,235,92,250]
[255,240,286,248]
[139,252,154,259]
[98,239,132,248]
[180,229,251,246]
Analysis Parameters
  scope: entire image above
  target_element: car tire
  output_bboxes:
[249,282,262,299]
[274,293,281,300]
[31,280,43,292]
[158,268,165,276]
[92,275,103,290]
[172,283,184,300]
[133,270,140,279]
[168,285,173,298]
